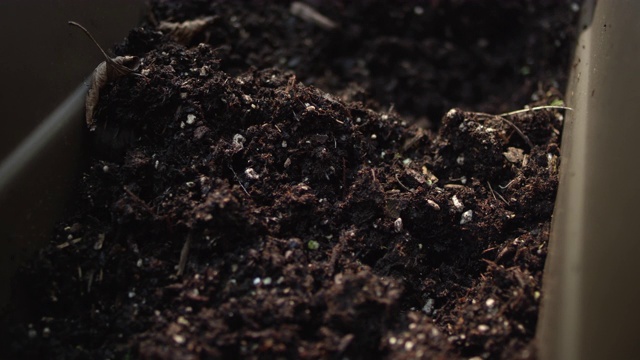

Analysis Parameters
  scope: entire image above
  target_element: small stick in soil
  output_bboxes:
[488,182,498,202]
[177,233,192,277]
[228,165,250,196]
[487,182,509,205]
[395,173,413,193]
[124,186,158,217]
[87,269,94,293]
[482,246,498,255]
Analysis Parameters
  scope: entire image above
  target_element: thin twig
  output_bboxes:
[395,173,412,192]
[177,233,192,276]
[495,191,509,205]
[228,165,250,196]
[124,186,158,217]
[487,182,498,202]
[488,182,509,205]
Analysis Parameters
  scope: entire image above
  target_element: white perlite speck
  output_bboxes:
[394,218,403,233]
[186,114,196,125]
[245,168,259,180]
[451,195,464,212]
[232,134,246,151]
[477,324,490,333]
[173,334,186,344]
[460,210,473,225]
[422,298,435,315]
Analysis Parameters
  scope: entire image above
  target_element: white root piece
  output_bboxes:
[68,21,142,131]
[158,16,216,45]
[472,105,573,149]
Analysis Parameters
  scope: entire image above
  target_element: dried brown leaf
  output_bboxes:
[68,21,142,131]
[85,56,140,131]
[158,16,216,45]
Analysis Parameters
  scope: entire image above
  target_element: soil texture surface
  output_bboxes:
[2,1,582,359]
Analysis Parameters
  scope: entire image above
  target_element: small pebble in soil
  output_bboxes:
[460,210,474,225]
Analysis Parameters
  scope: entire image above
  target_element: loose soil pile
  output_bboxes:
[2,1,581,359]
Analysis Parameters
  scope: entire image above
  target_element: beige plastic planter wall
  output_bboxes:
[1,1,639,359]
[0,1,146,308]
[537,1,640,359]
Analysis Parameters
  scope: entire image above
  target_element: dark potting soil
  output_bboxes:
[2,1,581,359]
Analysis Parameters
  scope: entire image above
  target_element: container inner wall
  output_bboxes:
[540,0,640,358]
[0,1,146,309]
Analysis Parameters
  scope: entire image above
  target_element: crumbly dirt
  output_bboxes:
[1,1,581,359]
